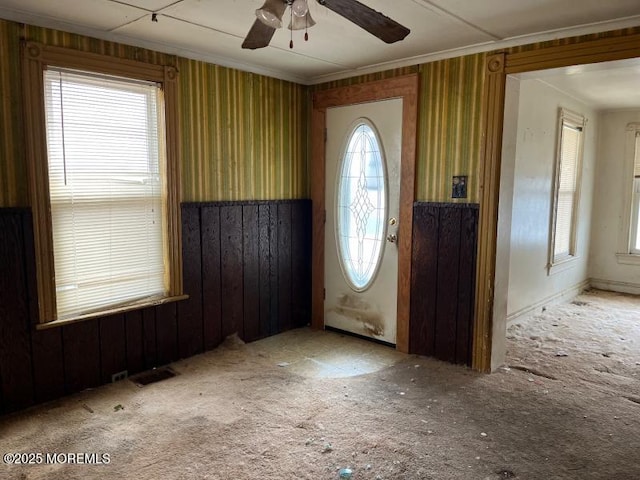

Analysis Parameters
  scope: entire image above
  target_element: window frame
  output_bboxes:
[22,41,183,325]
[630,173,640,255]
[616,123,640,265]
[547,107,585,274]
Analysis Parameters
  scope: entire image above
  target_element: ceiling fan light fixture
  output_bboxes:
[288,10,315,30]
[255,0,287,29]
[243,0,410,50]
[291,0,309,18]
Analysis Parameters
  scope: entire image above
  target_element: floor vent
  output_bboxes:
[131,367,178,387]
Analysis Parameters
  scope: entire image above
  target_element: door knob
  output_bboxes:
[387,233,397,243]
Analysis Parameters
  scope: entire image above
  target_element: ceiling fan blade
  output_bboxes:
[317,0,410,44]
[242,19,277,49]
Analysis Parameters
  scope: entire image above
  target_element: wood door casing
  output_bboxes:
[476,32,640,372]
[311,74,419,353]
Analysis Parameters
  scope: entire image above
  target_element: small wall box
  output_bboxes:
[452,175,467,199]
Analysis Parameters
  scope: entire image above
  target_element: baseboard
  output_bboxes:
[589,278,640,295]
[506,279,590,326]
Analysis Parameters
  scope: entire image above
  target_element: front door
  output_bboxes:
[324,99,403,344]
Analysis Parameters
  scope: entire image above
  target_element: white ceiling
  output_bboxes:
[1,0,640,85]
[520,58,640,110]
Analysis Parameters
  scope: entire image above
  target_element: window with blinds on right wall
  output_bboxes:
[628,129,640,254]
[548,108,586,273]
[616,123,640,263]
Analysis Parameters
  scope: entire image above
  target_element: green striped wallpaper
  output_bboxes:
[2,18,640,208]
[311,27,640,204]
[314,66,419,90]
[0,19,307,207]
[507,25,640,54]
[312,59,486,203]
[23,22,175,65]
[179,58,307,201]
[417,55,486,203]
[0,20,26,207]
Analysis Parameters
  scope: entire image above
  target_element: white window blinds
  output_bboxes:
[553,123,581,259]
[43,68,169,320]
[630,132,640,253]
[550,108,585,268]
[634,132,640,178]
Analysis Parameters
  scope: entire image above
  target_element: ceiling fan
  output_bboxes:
[242,0,410,50]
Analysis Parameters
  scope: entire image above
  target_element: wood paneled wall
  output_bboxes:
[410,202,478,365]
[179,200,312,350]
[0,201,311,414]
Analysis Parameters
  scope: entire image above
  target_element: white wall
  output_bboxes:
[504,78,598,322]
[492,75,520,370]
[589,109,640,292]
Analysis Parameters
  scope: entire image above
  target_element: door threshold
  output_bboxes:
[324,325,396,348]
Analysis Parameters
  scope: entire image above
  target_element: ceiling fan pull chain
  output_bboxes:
[290,5,294,48]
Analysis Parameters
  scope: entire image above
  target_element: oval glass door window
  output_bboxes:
[335,119,387,291]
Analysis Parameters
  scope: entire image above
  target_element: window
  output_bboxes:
[617,123,640,263]
[335,120,387,291]
[23,42,183,324]
[548,108,585,271]
[629,131,640,253]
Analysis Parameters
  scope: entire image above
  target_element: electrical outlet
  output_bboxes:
[111,370,128,383]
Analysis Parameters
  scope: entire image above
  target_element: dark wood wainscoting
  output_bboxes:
[410,202,478,366]
[0,201,311,414]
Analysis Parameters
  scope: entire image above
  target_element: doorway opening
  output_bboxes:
[477,33,640,372]
[496,57,640,380]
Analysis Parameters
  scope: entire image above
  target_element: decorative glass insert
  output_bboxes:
[336,120,387,291]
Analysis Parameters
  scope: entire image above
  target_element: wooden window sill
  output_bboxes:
[35,294,189,330]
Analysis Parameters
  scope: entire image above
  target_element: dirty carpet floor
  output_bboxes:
[1,288,639,479]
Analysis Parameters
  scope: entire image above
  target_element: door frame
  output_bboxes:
[311,74,419,352]
[475,31,640,372]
